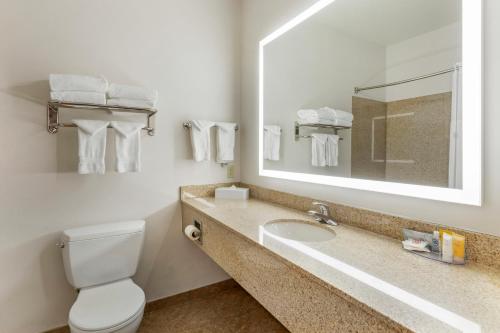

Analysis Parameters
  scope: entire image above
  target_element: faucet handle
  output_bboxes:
[312,202,331,215]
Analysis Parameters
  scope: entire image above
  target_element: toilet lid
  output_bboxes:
[69,279,145,331]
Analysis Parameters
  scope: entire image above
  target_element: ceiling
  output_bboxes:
[314,0,460,46]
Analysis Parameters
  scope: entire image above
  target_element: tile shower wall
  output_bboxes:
[351,97,387,181]
[351,93,451,187]
[386,92,452,187]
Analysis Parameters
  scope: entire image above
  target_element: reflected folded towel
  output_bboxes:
[111,121,144,173]
[215,122,237,163]
[190,120,215,162]
[50,91,106,105]
[106,98,156,109]
[264,125,281,161]
[297,118,352,127]
[108,84,159,103]
[49,74,108,93]
[72,120,110,175]
[298,107,353,123]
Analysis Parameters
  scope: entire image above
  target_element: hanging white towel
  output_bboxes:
[111,121,144,173]
[108,84,159,103]
[51,91,106,105]
[311,133,328,167]
[107,98,156,109]
[215,122,237,163]
[264,125,281,161]
[190,120,215,162]
[49,74,108,93]
[72,120,110,175]
[325,134,339,167]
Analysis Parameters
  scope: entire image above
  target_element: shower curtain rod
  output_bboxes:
[354,65,461,94]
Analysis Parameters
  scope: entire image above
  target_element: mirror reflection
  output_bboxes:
[263,0,462,189]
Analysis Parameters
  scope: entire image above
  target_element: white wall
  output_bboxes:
[241,0,500,237]
[263,18,386,177]
[0,0,239,332]
[384,23,461,102]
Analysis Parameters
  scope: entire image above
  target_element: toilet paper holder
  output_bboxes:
[194,220,202,244]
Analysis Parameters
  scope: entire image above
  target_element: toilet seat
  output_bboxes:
[69,278,145,332]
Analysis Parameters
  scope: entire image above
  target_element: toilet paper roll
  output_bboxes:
[184,225,201,241]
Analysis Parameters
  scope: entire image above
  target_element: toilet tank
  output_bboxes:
[61,220,145,289]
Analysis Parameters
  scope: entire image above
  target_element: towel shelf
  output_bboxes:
[47,101,157,136]
[294,122,350,141]
[183,121,239,131]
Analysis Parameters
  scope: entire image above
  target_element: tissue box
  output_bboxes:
[215,186,249,200]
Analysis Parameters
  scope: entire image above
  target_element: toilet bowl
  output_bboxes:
[60,221,146,333]
[68,279,145,333]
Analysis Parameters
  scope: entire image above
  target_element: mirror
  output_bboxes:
[259,0,482,205]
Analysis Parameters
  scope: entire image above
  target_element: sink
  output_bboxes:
[263,219,336,242]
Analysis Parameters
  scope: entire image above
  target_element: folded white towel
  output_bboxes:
[190,120,215,162]
[264,125,281,161]
[297,118,352,127]
[50,74,108,93]
[107,98,156,109]
[51,91,106,105]
[311,133,328,167]
[72,120,110,174]
[111,121,144,173]
[325,134,339,167]
[215,122,237,163]
[108,84,159,103]
[297,107,353,123]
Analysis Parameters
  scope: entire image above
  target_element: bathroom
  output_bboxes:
[0,0,498,332]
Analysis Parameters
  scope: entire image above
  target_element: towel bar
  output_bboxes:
[47,101,157,136]
[294,122,349,141]
[183,121,239,131]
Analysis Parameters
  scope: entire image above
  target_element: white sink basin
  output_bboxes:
[263,219,335,242]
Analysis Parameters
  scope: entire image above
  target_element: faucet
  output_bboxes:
[308,202,338,226]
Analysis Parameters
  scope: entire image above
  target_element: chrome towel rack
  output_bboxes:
[47,101,157,136]
[183,121,239,131]
[295,122,350,141]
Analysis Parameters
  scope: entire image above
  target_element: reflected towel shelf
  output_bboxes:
[47,101,157,136]
[295,122,350,141]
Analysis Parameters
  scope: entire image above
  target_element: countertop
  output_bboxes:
[182,195,500,333]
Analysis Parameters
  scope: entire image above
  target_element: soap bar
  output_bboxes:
[215,186,249,200]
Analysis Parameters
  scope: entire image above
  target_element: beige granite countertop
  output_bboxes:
[182,194,500,333]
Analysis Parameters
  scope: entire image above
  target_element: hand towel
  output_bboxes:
[51,91,106,105]
[111,121,145,173]
[107,98,156,109]
[190,120,215,162]
[264,125,281,161]
[297,118,352,127]
[72,120,110,174]
[215,122,237,163]
[325,134,339,167]
[311,133,328,167]
[50,74,108,93]
[297,107,353,123]
[108,84,159,103]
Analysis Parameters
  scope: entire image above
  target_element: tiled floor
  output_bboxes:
[47,280,289,333]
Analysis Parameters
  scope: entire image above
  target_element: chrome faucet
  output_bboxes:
[308,202,338,226]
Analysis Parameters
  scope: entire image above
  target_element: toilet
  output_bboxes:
[60,220,146,333]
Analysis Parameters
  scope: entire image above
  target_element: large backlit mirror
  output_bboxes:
[259,0,482,205]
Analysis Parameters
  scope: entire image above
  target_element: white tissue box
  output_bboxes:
[215,186,249,200]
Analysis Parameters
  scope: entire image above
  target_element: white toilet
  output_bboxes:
[60,220,146,333]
